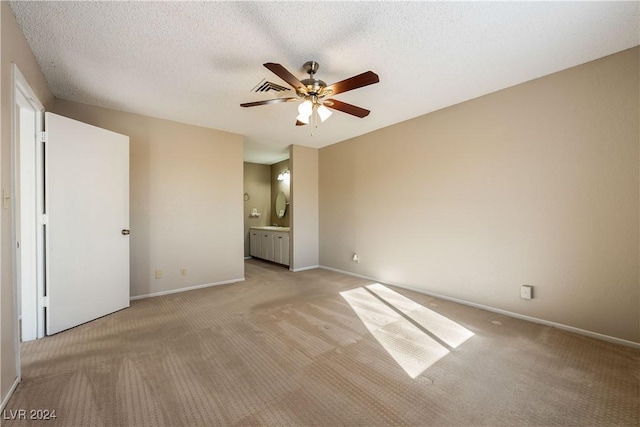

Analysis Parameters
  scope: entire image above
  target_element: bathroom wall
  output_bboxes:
[271,159,290,227]
[243,162,271,257]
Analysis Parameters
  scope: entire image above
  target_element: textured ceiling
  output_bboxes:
[9,1,639,164]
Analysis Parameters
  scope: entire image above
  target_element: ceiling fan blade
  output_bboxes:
[295,120,307,126]
[264,63,307,94]
[324,99,370,118]
[240,97,297,108]
[325,71,379,96]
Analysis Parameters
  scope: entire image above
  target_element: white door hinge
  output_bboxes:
[39,214,48,225]
[39,131,47,143]
[2,189,10,209]
[41,296,49,308]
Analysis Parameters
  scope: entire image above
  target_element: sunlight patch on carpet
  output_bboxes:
[340,287,448,378]
[366,283,474,348]
[340,284,474,378]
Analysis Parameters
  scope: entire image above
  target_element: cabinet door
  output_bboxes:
[250,230,261,257]
[273,233,283,264]
[273,232,290,266]
[261,232,274,261]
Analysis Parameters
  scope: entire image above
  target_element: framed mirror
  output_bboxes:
[275,191,287,218]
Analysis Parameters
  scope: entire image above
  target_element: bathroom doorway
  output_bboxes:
[242,159,290,260]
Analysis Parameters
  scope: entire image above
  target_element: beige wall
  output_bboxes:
[1,1,54,406]
[291,145,319,271]
[319,47,640,343]
[53,99,244,298]
[243,162,271,257]
[270,159,290,227]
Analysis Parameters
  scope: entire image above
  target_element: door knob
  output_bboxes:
[121,229,130,235]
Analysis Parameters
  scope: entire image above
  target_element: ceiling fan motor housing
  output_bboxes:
[300,78,327,96]
[300,61,327,97]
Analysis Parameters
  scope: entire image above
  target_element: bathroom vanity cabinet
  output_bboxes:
[250,227,290,266]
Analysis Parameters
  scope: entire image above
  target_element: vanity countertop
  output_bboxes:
[250,226,290,232]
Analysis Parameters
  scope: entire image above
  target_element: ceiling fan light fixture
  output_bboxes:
[317,104,332,122]
[298,99,313,116]
[296,112,310,124]
[296,99,313,124]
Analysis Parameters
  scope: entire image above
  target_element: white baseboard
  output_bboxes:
[1,376,20,412]
[291,265,320,272]
[130,278,245,301]
[319,265,640,349]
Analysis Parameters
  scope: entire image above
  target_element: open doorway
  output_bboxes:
[243,158,291,267]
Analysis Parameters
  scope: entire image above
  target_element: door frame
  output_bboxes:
[11,63,45,365]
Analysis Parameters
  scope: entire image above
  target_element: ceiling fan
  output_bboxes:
[241,61,379,126]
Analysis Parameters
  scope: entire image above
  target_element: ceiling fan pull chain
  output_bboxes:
[312,107,321,137]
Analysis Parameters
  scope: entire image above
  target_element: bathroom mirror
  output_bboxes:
[275,191,287,218]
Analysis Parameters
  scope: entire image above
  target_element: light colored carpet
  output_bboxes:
[4,259,639,426]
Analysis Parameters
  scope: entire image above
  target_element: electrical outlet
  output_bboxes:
[180,267,187,276]
[352,254,359,263]
[520,285,533,300]
[155,270,163,279]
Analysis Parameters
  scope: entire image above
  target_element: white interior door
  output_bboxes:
[45,112,130,335]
